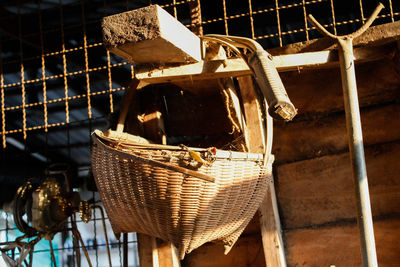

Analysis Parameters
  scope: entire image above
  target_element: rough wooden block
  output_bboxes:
[102,5,202,64]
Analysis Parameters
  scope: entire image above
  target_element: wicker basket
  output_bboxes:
[91,80,273,259]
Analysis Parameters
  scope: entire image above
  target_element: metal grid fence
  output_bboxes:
[0,0,399,150]
[0,0,399,266]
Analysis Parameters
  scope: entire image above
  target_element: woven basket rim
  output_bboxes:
[93,129,266,162]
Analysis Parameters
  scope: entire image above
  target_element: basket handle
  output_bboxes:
[116,79,146,134]
[93,134,215,183]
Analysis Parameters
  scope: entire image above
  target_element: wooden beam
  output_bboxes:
[135,44,393,84]
[269,20,400,55]
[136,87,181,267]
[237,76,286,267]
[137,233,157,267]
[156,239,181,267]
[137,236,181,267]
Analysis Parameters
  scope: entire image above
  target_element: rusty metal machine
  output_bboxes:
[13,164,87,236]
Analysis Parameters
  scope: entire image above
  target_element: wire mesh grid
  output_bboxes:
[0,0,399,266]
[1,0,399,148]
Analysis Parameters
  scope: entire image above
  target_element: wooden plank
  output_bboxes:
[102,5,201,63]
[137,57,249,83]
[269,20,400,55]
[184,234,266,267]
[280,58,400,118]
[285,217,400,267]
[239,76,265,153]
[237,76,286,267]
[258,182,287,267]
[134,45,393,84]
[273,103,400,163]
[276,141,400,229]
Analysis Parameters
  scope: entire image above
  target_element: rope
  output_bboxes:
[222,0,229,35]
[189,0,203,35]
[329,0,337,35]
[60,0,70,124]
[18,7,27,140]
[218,79,242,134]
[388,0,395,22]
[359,0,365,23]
[248,0,255,39]
[38,1,48,133]
[81,0,92,120]
[0,41,5,148]
[106,50,114,114]
[302,0,310,40]
[274,0,283,47]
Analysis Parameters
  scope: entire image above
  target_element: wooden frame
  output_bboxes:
[135,45,393,85]
[106,17,400,266]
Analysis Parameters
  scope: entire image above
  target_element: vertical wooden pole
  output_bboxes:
[155,238,181,267]
[237,76,287,267]
[137,234,155,267]
[136,88,181,267]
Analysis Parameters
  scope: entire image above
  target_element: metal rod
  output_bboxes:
[72,228,93,267]
[93,205,113,267]
[308,3,384,267]
[71,215,81,267]
[338,37,378,267]
[49,239,58,267]
[123,233,128,267]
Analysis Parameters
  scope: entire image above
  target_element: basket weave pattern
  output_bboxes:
[91,132,271,258]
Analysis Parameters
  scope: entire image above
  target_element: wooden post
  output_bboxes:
[137,234,156,267]
[136,88,181,267]
[237,76,287,266]
[155,238,181,267]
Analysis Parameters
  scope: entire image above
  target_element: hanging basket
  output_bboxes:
[90,80,273,259]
